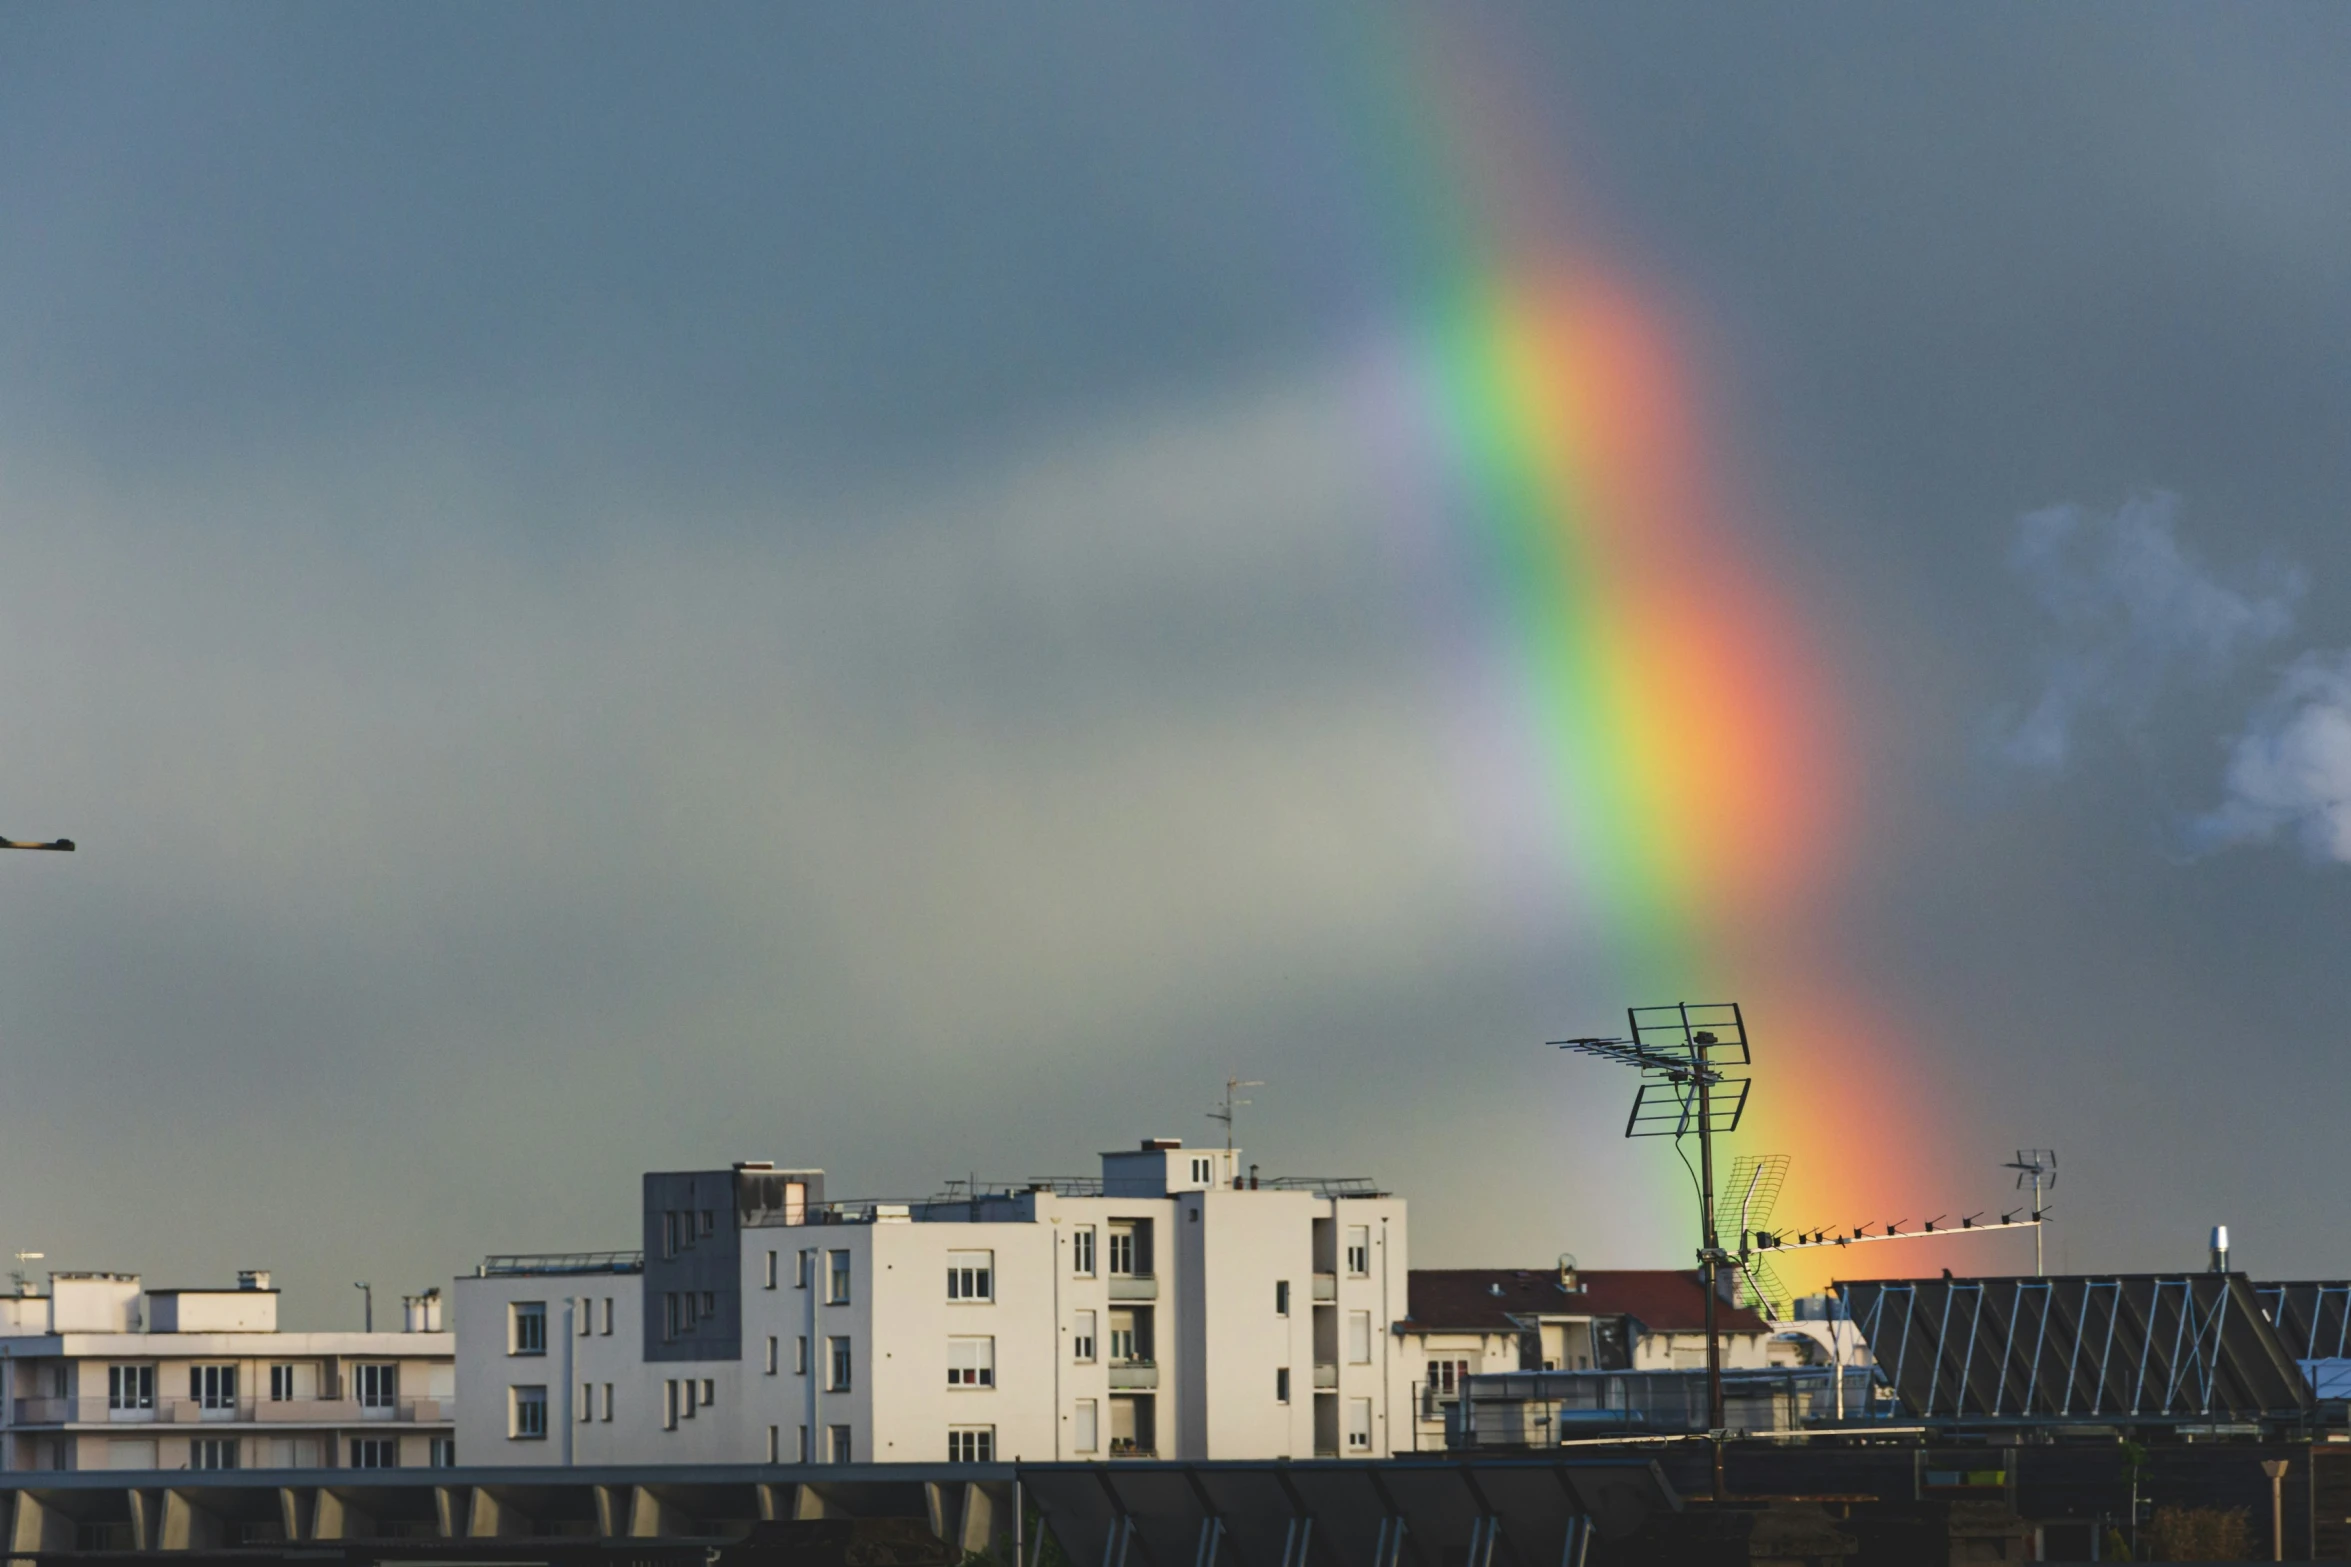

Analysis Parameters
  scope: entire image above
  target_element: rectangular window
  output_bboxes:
[663,1292,680,1340]
[1072,1227,1096,1276]
[827,1336,852,1392]
[269,1364,296,1403]
[684,1381,699,1417]
[1427,1359,1468,1395]
[796,1336,809,1375]
[578,1298,592,1335]
[579,1382,594,1422]
[947,1336,996,1388]
[797,1426,810,1463]
[701,1209,716,1237]
[600,1297,615,1335]
[1276,1367,1291,1403]
[1073,1399,1098,1453]
[430,1437,457,1468]
[827,1425,852,1464]
[191,1438,238,1471]
[512,1301,547,1356]
[700,1290,716,1316]
[766,1336,779,1375]
[827,1251,851,1304]
[1108,1314,1138,1363]
[663,1381,679,1431]
[191,1365,237,1410]
[767,1425,780,1463]
[663,1212,679,1258]
[1347,1397,1373,1451]
[1071,1310,1096,1362]
[797,1250,814,1289]
[355,1363,398,1409]
[947,1425,994,1463]
[1275,1280,1290,1316]
[700,1377,715,1407]
[947,1249,993,1302]
[511,1385,548,1440]
[602,1383,614,1423]
[1107,1226,1135,1275]
[1346,1226,1370,1277]
[1190,1156,1210,1183]
[107,1365,154,1411]
[766,1250,779,1289]
[350,1437,397,1469]
[1347,1310,1372,1364]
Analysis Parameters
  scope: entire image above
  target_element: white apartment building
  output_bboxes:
[0,1270,455,1473]
[456,1138,1410,1467]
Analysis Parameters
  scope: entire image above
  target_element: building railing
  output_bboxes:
[7,1396,453,1426]
[1311,1274,1337,1303]
[1312,1364,1338,1391]
[1107,1361,1159,1391]
[1417,1382,1460,1421]
[480,1252,642,1277]
[1107,1275,1158,1302]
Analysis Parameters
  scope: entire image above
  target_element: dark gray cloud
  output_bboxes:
[5,4,2351,1317]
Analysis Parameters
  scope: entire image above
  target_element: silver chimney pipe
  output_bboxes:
[2209,1224,2230,1274]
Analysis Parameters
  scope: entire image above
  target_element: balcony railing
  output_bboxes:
[1106,1274,1158,1302]
[1313,1364,1338,1391]
[7,1396,451,1426]
[1311,1274,1337,1303]
[1106,1360,1159,1390]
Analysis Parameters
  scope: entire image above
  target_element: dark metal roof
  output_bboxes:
[1841,1274,2315,1425]
[1404,1269,1769,1335]
[2254,1281,2351,1364]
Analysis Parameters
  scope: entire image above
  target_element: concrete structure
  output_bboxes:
[0,1271,454,1473]
[456,1140,1409,1467]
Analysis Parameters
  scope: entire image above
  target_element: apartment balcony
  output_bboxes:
[1311,1274,1337,1303]
[1106,1359,1159,1391]
[1419,1385,1460,1421]
[1106,1273,1158,1301]
[6,1396,450,1427]
[1313,1363,1338,1391]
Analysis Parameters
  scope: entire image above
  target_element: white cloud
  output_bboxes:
[1995,492,2301,771]
[2196,652,2351,863]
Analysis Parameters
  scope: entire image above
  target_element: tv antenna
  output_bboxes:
[1208,1077,1264,1152]
[1557,1000,1748,1501]
[9,1250,42,1293]
[1720,1155,1791,1319]
[2002,1149,2057,1275]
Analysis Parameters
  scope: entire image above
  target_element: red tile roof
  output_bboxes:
[1403,1268,1769,1335]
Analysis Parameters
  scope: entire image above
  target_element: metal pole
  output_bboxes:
[1696,1068,1724,1502]
[2034,1170,2045,1277]
[2262,1458,2287,1561]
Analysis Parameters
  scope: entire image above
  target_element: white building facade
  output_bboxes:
[0,1272,455,1473]
[456,1139,1411,1467]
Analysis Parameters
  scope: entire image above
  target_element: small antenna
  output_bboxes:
[2002,1149,2057,1276]
[10,1250,43,1294]
[1208,1077,1264,1152]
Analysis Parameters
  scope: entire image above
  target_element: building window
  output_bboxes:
[602,1383,614,1423]
[1072,1227,1095,1276]
[1073,1399,1098,1453]
[766,1251,779,1289]
[1071,1310,1096,1362]
[701,1209,716,1237]
[107,1365,154,1412]
[827,1251,851,1304]
[797,1250,814,1289]
[796,1336,809,1375]
[766,1336,779,1375]
[355,1363,397,1410]
[700,1377,716,1407]
[947,1249,993,1302]
[797,1425,810,1463]
[700,1290,716,1317]
[191,1438,239,1471]
[1108,1317,1138,1363]
[1275,1280,1290,1316]
[663,1212,680,1257]
[1276,1367,1291,1404]
[767,1425,781,1463]
[1346,1226,1370,1276]
[663,1381,679,1431]
[1347,1397,1373,1451]
[1427,1359,1467,1395]
[511,1386,548,1440]
[827,1336,853,1391]
[600,1297,615,1335]
[947,1426,994,1463]
[268,1365,297,1403]
[1189,1156,1211,1184]
[1347,1310,1372,1364]
[349,1438,398,1470]
[947,1336,995,1388]
[579,1299,593,1336]
[512,1301,547,1356]
[191,1365,237,1411]
[684,1380,699,1417]
[1107,1226,1136,1276]
[579,1382,594,1422]
[827,1425,852,1464]
[430,1437,457,1468]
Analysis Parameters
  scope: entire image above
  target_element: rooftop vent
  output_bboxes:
[236,1270,271,1292]
[1141,1137,1183,1151]
[1488,1282,1504,1297]
[736,1160,774,1171]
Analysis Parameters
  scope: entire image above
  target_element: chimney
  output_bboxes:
[2210,1225,2231,1274]
[1557,1253,1580,1294]
[236,1270,270,1292]
[1248,1163,1260,1191]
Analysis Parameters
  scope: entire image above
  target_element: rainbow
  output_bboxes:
[1302,7,1980,1293]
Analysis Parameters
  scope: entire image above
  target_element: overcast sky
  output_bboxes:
[4,5,2350,1324]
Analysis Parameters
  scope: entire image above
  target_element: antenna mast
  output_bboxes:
[1208,1077,1264,1152]
[2001,1149,2057,1275]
